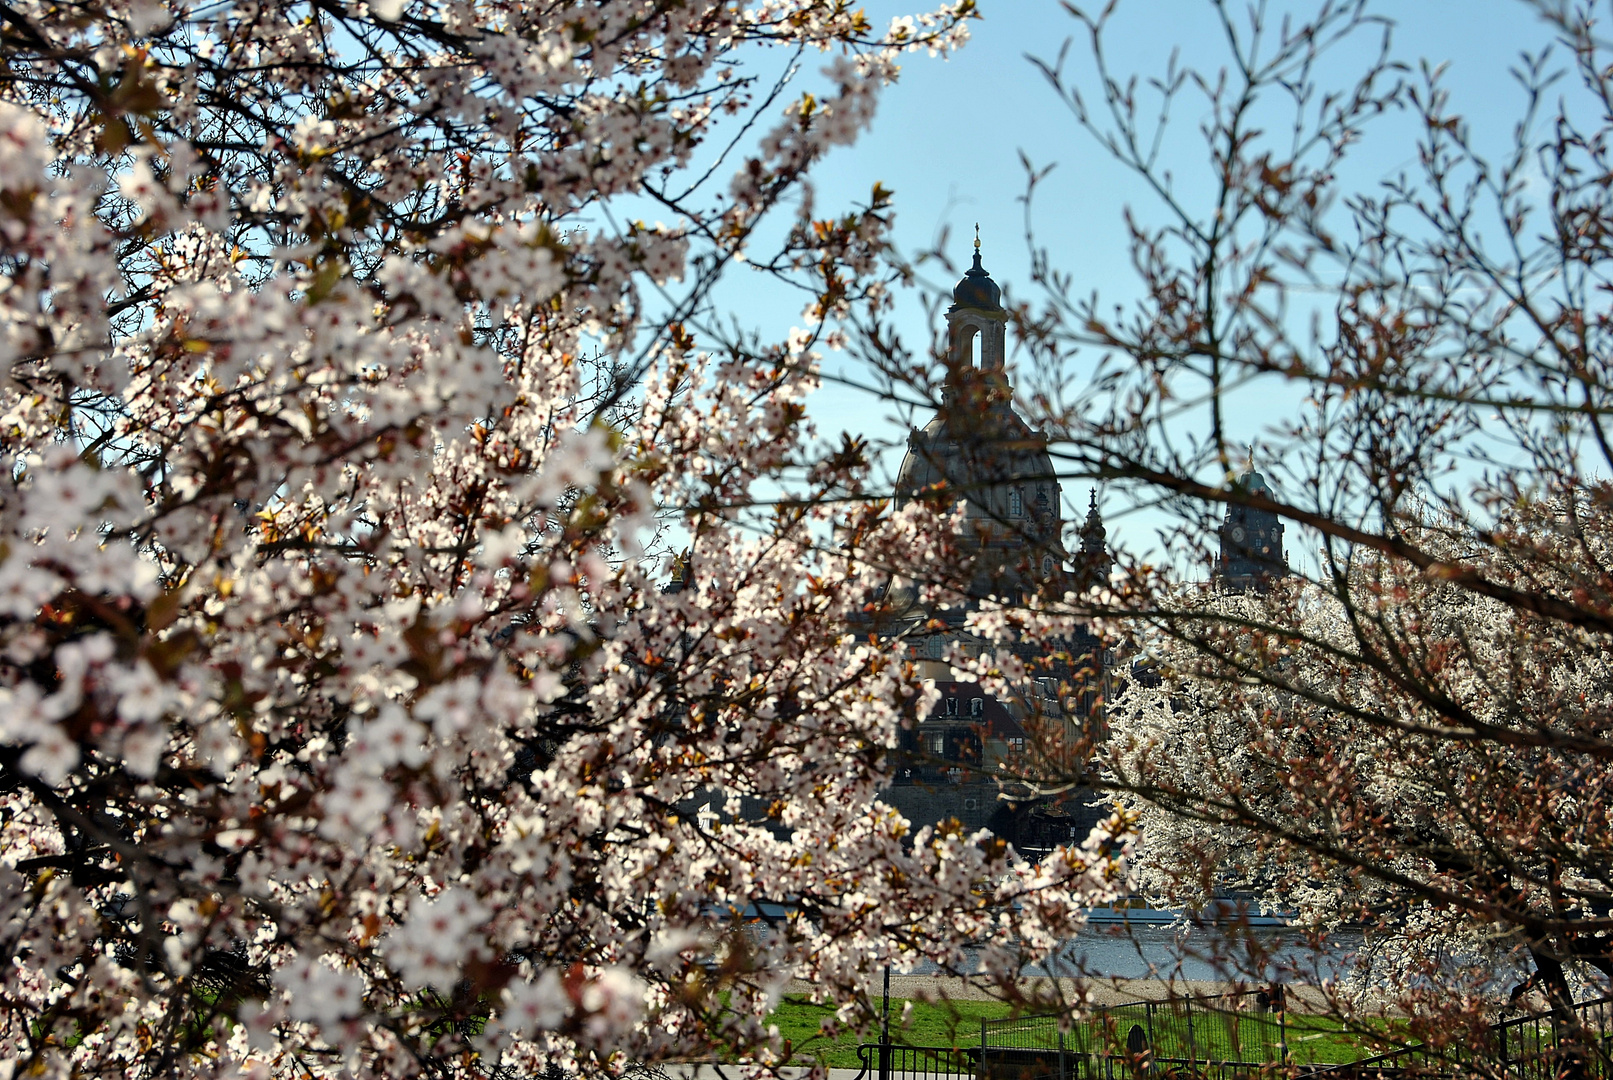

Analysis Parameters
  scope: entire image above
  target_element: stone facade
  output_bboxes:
[878,240,1115,854]
[1215,465,1289,592]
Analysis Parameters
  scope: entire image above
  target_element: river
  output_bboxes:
[900,921,1368,982]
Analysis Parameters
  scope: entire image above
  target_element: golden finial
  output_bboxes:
[974,223,980,252]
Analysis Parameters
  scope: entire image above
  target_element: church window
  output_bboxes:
[969,697,983,717]
[1009,488,1023,517]
[1042,554,1054,577]
[925,636,944,659]
[944,697,959,716]
[958,325,980,368]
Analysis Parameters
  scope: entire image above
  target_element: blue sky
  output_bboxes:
[694,0,1568,571]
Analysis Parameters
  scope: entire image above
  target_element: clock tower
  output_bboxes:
[1216,464,1288,592]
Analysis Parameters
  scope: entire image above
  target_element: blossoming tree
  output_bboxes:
[0,1,1135,1076]
[976,0,1613,1053]
[1105,530,1613,1012]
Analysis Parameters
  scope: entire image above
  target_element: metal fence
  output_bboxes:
[978,989,1289,1080]
[1305,995,1613,1080]
[854,992,1613,1080]
[1489,995,1613,1080]
[855,1043,977,1080]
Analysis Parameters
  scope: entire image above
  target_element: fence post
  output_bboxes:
[1145,1001,1156,1073]
[979,1017,987,1080]
[880,965,891,1080]
[1277,988,1290,1075]
[1059,1024,1066,1080]
[1184,996,1197,1069]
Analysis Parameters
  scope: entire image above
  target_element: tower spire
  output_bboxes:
[1078,487,1112,584]
[1081,489,1106,551]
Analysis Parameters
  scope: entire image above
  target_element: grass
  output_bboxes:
[762,996,1411,1070]
[768,996,1019,1068]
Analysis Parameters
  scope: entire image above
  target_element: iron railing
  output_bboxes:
[849,991,1289,1080]
[1302,994,1613,1080]
[854,1042,976,1080]
[853,992,1613,1080]
[978,989,1288,1080]
[1489,995,1613,1080]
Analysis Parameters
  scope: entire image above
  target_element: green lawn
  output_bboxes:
[764,996,1410,1070]
[769,996,1018,1068]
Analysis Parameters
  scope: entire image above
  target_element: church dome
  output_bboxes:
[1235,466,1271,493]
[951,248,1002,311]
[871,240,1103,623]
[900,240,1049,521]
[895,405,1059,534]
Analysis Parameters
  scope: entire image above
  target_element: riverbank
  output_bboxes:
[784,974,1333,1012]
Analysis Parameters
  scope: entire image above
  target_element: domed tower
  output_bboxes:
[879,237,1115,851]
[895,235,1068,597]
[1216,463,1289,592]
[946,238,1008,376]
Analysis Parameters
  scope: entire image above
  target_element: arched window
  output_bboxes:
[969,697,983,717]
[1009,488,1023,517]
[1042,554,1054,577]
[957,324,980,368]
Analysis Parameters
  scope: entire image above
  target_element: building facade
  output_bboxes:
[876,241,1115,852]
[1214,465,1289,592]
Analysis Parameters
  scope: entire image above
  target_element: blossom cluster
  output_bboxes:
[0,2,1128,1077]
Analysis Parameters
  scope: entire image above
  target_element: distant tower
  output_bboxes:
[894,231,1069,594]
[945,226,1009,377]
[1077,489,1113,587]
[879,235,1115,853]
[1215,464,1288,592]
